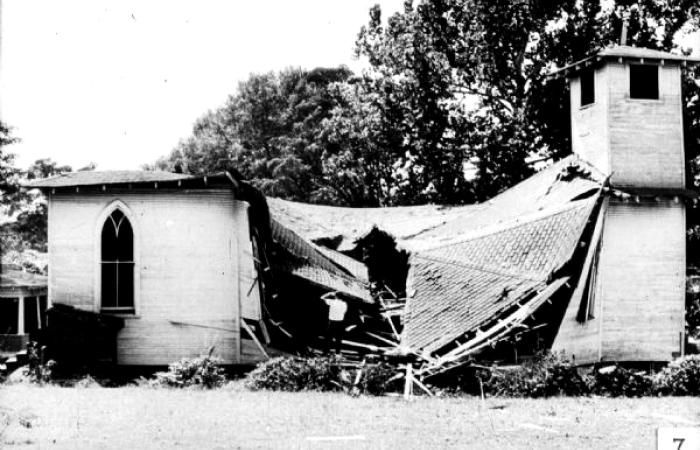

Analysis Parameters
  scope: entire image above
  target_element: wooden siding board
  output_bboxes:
[237,203,262,321]
[597,199,685,361]
[48,189,247,365]
[607,64,684,188]
[571,63,685,189]
[551,199,607,364]
[571,65,611,175]
[553,198,685,363]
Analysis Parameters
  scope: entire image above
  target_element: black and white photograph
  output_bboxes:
[1,1,700,448]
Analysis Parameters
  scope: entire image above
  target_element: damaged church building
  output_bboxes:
[23,46,698,375]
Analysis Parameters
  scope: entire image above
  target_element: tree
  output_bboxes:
[0,122,20,214]
[354,1,578,201]
[354,3,476,204]
[0,122,22,255]
[13,159,74,252]
[27,158,73,179]
[314,82,403,206]
[155,66,355,202]
[0,128,74,254]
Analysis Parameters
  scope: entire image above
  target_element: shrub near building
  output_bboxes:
[653,355,700,396]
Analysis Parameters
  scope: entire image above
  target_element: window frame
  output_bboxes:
[94,201,140,316]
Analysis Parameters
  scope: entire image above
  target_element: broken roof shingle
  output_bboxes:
[270,219,371,303]
[402,261,545,353]
[315,246,369,283]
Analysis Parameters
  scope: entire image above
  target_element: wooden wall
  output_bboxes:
[553,198,685,363]
[598,199,685,361]
[571,62,684,188]
[571,65,611,176]
[48,189,254,365]
[607,63,684,188]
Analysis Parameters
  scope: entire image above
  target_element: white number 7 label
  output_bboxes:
[658,428,700,450]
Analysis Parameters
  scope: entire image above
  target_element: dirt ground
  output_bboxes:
[1,383,699,449]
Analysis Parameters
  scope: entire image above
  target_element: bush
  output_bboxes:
[245,356,342,392]
[482,353,588,398]
[590,365,652,397]
[73,375,102,388]
[653,355,700,396]
[26,342,55,384]
[357,361,401,396]
[152,354,227,389]
[245,356,404,395]
[545,360,589,396]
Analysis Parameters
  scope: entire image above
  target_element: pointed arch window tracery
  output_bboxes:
[101,209,134,312]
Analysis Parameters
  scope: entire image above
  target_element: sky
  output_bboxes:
[0,0,405,170]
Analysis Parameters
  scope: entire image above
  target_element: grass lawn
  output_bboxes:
[1,383,699,449]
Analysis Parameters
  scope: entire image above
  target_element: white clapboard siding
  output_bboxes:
[608,63,684,188]
[570,65,611,176]
[555,199,685,363]
[571,62,684,188]
[48,189,251,365]
[598,199,685,361]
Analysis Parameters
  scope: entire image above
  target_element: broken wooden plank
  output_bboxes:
[403,363,413,400]
[241,319,269,359]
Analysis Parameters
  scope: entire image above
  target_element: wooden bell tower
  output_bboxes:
[552,46,700,363]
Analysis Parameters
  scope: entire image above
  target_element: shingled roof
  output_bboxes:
[23,170,197,188]
[270,219,371,303]
[402,198,598,353]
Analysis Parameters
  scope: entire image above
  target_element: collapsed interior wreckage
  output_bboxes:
[250,155,609,380]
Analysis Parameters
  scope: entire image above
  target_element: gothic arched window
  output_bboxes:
[101,209,134,313]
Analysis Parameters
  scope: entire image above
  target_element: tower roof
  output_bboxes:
[549,45,700,78]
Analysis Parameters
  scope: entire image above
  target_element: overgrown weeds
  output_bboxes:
[476,354,700,398]
[245,356,342,392]
[653,354,700,396]
[245,356,403,395]
[150,352,227,389]
[590,365,652,397]
[480,353,588,398]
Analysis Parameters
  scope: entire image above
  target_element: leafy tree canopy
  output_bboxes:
[153,66,356,202]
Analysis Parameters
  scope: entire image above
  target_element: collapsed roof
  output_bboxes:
[268,155,606,367]
[269,155,604,253]
[269,219,372,303]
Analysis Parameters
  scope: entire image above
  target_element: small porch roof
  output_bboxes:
[0,265,47,297]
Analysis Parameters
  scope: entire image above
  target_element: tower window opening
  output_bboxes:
[580,69,595,106]
[630,64,659,100]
